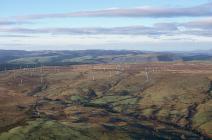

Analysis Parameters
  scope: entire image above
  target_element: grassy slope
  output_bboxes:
[0,63,211,139]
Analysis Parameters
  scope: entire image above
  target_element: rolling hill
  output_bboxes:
[1,50,212,71]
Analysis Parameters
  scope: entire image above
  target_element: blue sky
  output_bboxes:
[1,0,209,15]
[0,0,212,51]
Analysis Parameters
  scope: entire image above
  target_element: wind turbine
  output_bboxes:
[20,79,23,86]
[145,71,149,82]
[110,71,112,79]
[91,71,95,81]
[13,70,16,79]
[40,76,43,84]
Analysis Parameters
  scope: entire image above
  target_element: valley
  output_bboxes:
[0,62,211,140]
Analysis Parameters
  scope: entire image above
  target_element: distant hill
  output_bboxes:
[0,50,212,71]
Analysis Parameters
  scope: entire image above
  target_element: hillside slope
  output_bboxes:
[0,63,211,139]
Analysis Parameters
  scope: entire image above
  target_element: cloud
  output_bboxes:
[1,36,212,51]
[9,2,212,20]
[0,20,31,26]
[0,18,212,37]
[0,21,17,25]
[0,34,33,38]
[176,18,212,37]
[182,18,212,29]
[0,26,176,36]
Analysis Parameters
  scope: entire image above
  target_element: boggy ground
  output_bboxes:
[0,62,211,140]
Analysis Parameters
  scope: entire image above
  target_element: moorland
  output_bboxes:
[0,50,211,140]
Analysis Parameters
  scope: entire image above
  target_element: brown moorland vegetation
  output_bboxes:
[0,62,211,140]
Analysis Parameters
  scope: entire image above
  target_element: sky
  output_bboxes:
[0,0,212,51]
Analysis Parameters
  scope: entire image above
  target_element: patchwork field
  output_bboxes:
[0,62,211,140]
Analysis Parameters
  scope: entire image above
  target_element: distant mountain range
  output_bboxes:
[0,49,212,71]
